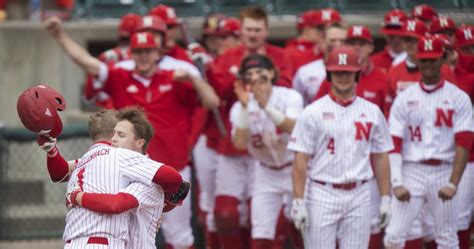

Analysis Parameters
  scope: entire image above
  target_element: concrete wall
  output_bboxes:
[1,12,473,127]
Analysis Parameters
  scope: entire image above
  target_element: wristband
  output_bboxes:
[446,182,457,191]
[235,107,250,129]
[265,104,286,125]
[47,146,58,157]
[70,191,80,206]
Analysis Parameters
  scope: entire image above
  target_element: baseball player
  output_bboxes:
[288,46,392,249]
[229,54,303,248]
[385,19,457,116]
[411,4,438,27]
[206,6,293,249]
[370,9,408,72]
[430,16,456,43]
[383,35,473,249]
[149,4,193,63]
[45,16,219,249]
[293,23,347,105]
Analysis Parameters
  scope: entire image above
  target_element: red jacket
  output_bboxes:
[167,44,193,64]
[454,62,474,162]
[284,39,323,74]
[206,44,293,155]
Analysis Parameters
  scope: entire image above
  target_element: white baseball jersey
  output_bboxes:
[121,182,164,249]
[230,86,304,167]
[63,142,163,243]
[288,94,393,183]
[389,81,473,163]
[292,58,326,106]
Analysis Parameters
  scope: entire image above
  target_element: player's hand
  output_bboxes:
[37,130,58,155]
[234,80,250,107]
[378,195,391,228]
[65,190,81,210]
[253,85,270,109]
[44,16,63,38]
[173,69,191,82]
[290,198,309,231]
[438,184,457,201]
[165,181,191,206]
[393,186,411,202]
[187,43,212,65]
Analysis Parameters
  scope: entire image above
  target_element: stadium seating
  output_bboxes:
[72,0,148,18]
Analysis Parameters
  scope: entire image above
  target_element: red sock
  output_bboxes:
[368,233,382,249]
[458,229,470,249]
[252,239,273,249]
[273,210,288,249]
[214,196,242,249]
[240,227,251,249]
[404,238,423,249]
[424,240,437,249]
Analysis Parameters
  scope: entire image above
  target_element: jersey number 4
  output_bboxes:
[327,138,335,154]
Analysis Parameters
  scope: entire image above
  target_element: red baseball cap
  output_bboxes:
[218,17,241,37]
[136,15,167,35]
[434,34,454,50]
[297,10,323,30]
[326,45,361,72]
[455,25,474,47]
[416,35,445,59]
[118,13,141,38]
[380,9,408,35]
[149,4,179,26]
[430,16,456,34]
[347,25,373,43]
[411,4,438,22]
[400,19,428,38]
[130,32,157,50]
[202,13,226,36]
[319,8,342,25]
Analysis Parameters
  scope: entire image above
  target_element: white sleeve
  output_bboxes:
[388,96,406,138]
[185,63,203,79]
[371,109,394,153]
[454,92,474,133]
[121,182,164,208]
[287,108,317,154]
[292,68,305,98]
[229,102,242,137]
[93,62,110,90]
[117,149,163,186]
[285,90,304,119]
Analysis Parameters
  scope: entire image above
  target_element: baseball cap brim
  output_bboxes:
[131,44,156,50]
[416,52,443,59]
[347,36,373,43]
[326,65,361,72]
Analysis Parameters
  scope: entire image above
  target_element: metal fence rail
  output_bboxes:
[0,124,90,240]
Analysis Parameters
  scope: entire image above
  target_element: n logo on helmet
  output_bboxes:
[390,16,400,24]
[424,39,433,51]
[322,10,331,21]
[464,28,473,40]
[137,33,148,44]
[415,6,422,15]
[352,26,363,36]
[439,17,448,27]
[143,16,153,27]
[338,53,347,65]
[407,21,416,31]
[167,8,176,18]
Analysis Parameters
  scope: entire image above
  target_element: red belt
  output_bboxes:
[66,237,109,245]
[420,159,444,166]
[261,161,292,170]
[313,180,368,190]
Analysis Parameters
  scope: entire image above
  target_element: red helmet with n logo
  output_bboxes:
[326,46,361,72]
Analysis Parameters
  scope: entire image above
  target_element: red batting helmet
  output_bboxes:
[17,84,66,137]
[380,9,408,35]
[149,4,179,27]
[130,32,157,50]
[136,15,167,35]
[118,13,141,38]
[326,45,361,72]
[347,25,373,43]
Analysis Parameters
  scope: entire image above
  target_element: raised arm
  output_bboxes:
[38,134,75,182]
[45,16,102,76]
[173,70,220,109]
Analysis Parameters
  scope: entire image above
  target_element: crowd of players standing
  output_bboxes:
[38,3,474,249]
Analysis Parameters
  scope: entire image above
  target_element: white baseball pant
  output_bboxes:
[64,236,124,249]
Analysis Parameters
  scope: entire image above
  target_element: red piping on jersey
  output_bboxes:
[329,91,356,107]
[46,149,70,182]
[152,165,183,193]
[455,131,473,151]
[94,141,111,146]
[419,79,445,93]
[390,136,403,153]
[81,192,139,214]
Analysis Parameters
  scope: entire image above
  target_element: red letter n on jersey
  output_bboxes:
[355,122,373,141]
[434,109,454,127]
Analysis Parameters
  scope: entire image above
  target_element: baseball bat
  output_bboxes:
[179,20,228,137]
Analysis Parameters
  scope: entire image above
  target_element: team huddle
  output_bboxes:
[14,3,474,249]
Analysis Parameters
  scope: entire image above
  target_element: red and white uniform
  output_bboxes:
[284,39,323,74]
[288,93,393,249]
[292,58,326,106]
[122,183,164,249]
[230,86,303,239]
[63,142,164,248]
[386,58,457,115]
[384,81,473,249]
[370,47,406,73]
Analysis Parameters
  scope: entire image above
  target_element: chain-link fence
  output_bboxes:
[0,124,90,240]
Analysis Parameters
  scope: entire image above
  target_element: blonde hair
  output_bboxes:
[88,110,119,141]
